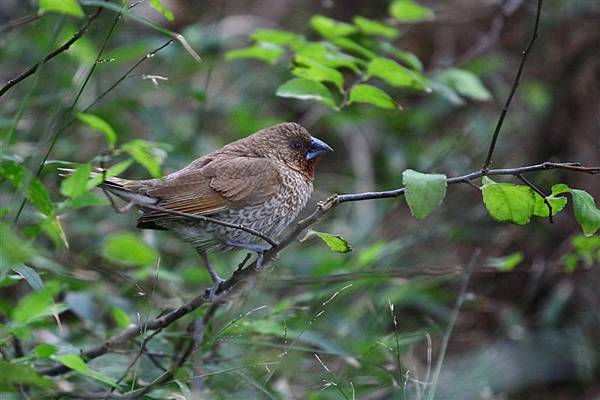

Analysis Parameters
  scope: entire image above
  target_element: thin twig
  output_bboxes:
[0,8,103,98]
[516,173,553,223]
[0,14,40,34]
[481,0,543,170]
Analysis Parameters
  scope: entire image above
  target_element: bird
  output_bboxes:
[90,122,332,295]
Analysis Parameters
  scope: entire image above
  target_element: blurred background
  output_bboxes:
[1,0,600,399]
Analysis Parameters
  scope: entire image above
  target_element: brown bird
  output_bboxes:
[96,122,332,294]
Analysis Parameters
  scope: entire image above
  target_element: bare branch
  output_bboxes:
[482,0,543,170]
[0,14,40,34]
[0,8,103,98]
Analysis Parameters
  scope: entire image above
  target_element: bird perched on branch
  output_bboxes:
[93,122,332,295]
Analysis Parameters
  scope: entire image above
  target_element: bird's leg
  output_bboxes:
[197,250,224,302]
[225,241,271,270]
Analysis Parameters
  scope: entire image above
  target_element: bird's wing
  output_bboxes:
[137,157,281,225]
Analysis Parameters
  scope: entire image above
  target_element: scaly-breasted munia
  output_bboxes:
[97,122,333,291]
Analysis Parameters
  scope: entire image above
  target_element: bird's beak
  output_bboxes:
[306,136,333,160]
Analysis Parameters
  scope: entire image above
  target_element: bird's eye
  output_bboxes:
[290,140,303,150]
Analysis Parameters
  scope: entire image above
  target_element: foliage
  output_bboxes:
[0,0,598,399]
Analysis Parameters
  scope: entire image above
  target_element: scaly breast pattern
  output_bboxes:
[170,168,312,252]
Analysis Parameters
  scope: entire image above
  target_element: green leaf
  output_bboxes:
[12,264,44,292]
[306,230,353,253]
[309,15,357,38]
[225,44,285,64]
[380,43,423,71]
[60,163,92,198]
[349,84,398,109]
[12,289,66,324]
[34,343,57,359]
[77,112,117,146]
[353,16,399,39]
[292,55,344,91]
[122,140,167,178]
[276,78,338,109]
[86,159,134,189]
[571,189,600,236]
[0,361,53,390]
[56,354,119,388]
[402,169,447,220]
[0,223,37,269]
[66,191,110,209]
[39,0,84,18]
[532,190,568,218]
[102,231,158,268]
[251,29,302,45]
[1,161,55,217]
[331,37,377,59]
[389,0,434,22]
[437,68,492,101]
[481,177,536,225]
[28,179,55,216]
[112,307,131,329]
[487,252,524,272]
[150,0,174,22]
[367,57,431,91]
[41,216,69,249]
[295,43,361,73]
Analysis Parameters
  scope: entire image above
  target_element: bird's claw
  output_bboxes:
[205,277,225,303]
[225,241,271,271]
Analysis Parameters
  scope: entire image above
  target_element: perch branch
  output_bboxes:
[37,160,599,378]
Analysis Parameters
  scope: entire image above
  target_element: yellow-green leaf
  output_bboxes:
[349,84,398,109]
[307,230,353,253]
[60,163,92,198]
[39,0,84,18]
[292,55,344,91]
[353,16,399,39]
[102,231,158,268]
[226,44,285,65]
[251,29,303,45]
[77,113,117,146]
[481,177,536,225]
[402,169,447,220]
[56,354,119,388]
[367,57,430,91]
[150,0,174,22]
[309,15,357,38]
[276,78,338,109]
[389,0,434,22]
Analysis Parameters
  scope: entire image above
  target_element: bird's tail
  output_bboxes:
[58,167,157,205]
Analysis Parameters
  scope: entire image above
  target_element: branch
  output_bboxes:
[0,14,40,34]
[482,0,543,170]
[0,8,103,98]
[37,160,600,378]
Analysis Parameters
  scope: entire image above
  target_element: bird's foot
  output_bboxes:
[226,241,271,271]
[205,277,225,303]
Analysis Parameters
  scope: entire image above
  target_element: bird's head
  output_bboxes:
[251,122,333,179]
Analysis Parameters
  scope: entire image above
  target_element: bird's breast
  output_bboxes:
[173,168,313,252]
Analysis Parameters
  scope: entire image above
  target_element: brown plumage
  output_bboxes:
[98,122,332,289]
